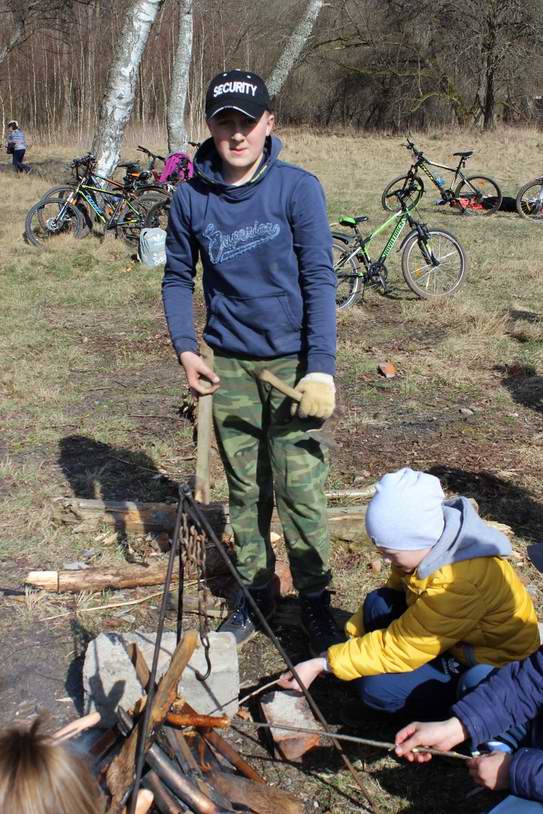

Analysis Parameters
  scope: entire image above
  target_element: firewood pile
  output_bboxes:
[78,630,304,814]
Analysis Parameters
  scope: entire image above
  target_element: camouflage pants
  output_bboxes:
[212,352,330,593]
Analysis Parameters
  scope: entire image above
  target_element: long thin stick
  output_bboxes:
[236,720,471,761]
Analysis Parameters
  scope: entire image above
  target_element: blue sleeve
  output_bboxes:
[509,748,543,801]
[162,188,200,355]
[289,174,336,375]
[452,647,543,749]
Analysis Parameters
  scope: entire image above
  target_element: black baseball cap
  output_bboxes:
[205,70,271,120]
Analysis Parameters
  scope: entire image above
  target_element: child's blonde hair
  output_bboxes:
[0,718,103,814]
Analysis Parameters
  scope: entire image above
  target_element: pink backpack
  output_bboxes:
[159,151,194,184]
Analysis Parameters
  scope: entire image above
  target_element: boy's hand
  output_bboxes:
[277,657,326,691]
[467,753,512,790]
[291,374,335,419]
[180,351,220,397]
[395,717,468,763]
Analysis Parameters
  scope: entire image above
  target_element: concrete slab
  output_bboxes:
[260,690,320,761]
[83,630,239,727]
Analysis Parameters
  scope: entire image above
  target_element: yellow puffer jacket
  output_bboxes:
[327,557,539,681]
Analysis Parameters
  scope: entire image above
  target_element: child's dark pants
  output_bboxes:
[13,149,30,173]
[354,587,481,720]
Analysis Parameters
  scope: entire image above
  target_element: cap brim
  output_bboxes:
[206,101,267,121]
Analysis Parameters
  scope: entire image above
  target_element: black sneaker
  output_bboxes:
[218,585,275,648]
[299,589,344,655]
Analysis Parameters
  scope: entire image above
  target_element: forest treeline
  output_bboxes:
[1,0,543,138]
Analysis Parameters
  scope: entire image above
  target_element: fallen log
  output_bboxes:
[26,563,177,593]
[53,497,228,535]
[52,495,511,548]
[207,769,304,814]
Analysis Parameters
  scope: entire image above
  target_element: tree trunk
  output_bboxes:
[266,0,323,98]
[167,0,193,152]
[483,60,496,129]
[482,12,497,131]
[92,0,164,178]
[0,18,25,68]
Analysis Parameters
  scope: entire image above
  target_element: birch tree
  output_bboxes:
[92,0,164,177]
[0,0,84,67]
[167,0,193,152]
[267,0,324,97]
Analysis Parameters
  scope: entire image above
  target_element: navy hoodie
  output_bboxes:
[162,135,336,375]
[453,647,543,801]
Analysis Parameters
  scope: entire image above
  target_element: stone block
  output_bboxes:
[83,630,239,727]
[260,690,320,761]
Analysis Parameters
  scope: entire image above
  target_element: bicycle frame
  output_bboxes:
[60,170,142,230]
[409,153,468,192]
[341,206,416,269]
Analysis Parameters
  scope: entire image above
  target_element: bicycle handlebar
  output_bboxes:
[403,140,422,159]
[137,145,165,161]
[71,153,96,168]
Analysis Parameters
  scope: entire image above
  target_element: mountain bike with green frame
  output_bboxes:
[382,137,502,216]
[332,186,467,309]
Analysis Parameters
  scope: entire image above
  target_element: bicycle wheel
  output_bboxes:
[332,236,361,310]
[455,175,502,215]
[401,228,466,299]
[39,184,92,236]
[382,175,424,212]
[39,184,75,203]
[24,197,86,248]
[516,177,543,222]
[144,199,170,230]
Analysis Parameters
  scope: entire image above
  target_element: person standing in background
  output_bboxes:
[6,120,31,174]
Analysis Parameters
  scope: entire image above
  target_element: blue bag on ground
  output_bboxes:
[138,227,167,267]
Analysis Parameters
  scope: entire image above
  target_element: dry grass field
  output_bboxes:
[1,126,543,813]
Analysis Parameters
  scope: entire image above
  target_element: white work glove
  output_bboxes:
[290,373,335,419]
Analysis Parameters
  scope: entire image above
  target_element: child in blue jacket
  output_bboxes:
[162,69,340,652]
[395,646,543,812]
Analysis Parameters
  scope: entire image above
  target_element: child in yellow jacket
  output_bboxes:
[279,467,539,719]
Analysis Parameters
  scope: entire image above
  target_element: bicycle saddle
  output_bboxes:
[339,215,368,227]
[453,151,473,158]
[118,161,141,170]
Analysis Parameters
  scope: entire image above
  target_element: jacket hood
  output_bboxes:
[193,134,282,200]
[417,496,512,579]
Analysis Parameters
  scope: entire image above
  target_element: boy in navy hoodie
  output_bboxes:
[162,70,340,650]
[395,647,543,812]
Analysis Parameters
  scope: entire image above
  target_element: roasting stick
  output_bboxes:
[235,720,471,761]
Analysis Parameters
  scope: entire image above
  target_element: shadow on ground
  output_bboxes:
[58,433,178,501]
[499,365,543,415]
[429,465,543,540]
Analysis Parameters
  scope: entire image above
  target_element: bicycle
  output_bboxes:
[515,176,543,222]
[25,154,166,248]
[332,186,467,309]
[39,149,170,214]
[382,137,502,216]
